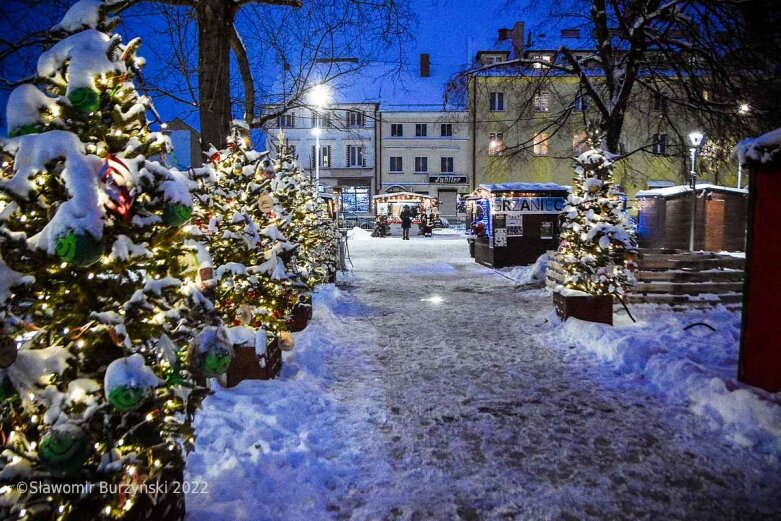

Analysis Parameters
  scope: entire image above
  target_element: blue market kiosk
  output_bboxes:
[466,183,569,268]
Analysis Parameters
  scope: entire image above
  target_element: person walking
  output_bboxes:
[400,205,412,240]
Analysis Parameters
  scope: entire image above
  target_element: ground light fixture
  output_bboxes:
[420,295,445,304]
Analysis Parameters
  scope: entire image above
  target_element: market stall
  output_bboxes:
[372,192,439,236]
[466,183,569,267]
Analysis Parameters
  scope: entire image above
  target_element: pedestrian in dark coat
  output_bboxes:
[400,205,412,240]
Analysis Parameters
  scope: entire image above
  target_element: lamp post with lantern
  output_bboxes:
[688,131,706,251]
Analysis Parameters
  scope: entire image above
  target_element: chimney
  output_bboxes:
[510,21,525,57]
[420,53,430,77]
[498,28,510,40]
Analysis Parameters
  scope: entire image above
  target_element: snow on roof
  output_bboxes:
[477,182,569,193]
[270,54,464,111]
[635,183,748,198]
[734,127,781,167]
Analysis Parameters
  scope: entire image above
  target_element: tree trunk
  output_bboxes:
[196,0,234,150]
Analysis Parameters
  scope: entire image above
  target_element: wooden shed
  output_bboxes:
[636,184,748,252]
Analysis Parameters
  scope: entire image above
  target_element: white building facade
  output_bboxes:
[267,102,379,215]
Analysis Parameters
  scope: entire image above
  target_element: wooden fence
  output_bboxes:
[546,248,744,309]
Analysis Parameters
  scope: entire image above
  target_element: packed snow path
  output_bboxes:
[187,237,781,520]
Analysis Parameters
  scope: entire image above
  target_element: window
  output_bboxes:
[489,92,504,111]
[441,123,453,137]
[533,91,550,112]
[346,145,366,167]
[391,123,403,137]
[415,124,428,137]
[573,132,588,155]
[533,133,549,156]
[652,133,667,155]
[347,111,365,127]
[440,157,454,173]
[574,93,587,112]
[488,132,504,156]
[414,156,428,173]
[278,113,295,128]
[311,113,332,128]
[483,55,505,65]
[310,145,332,168]
[653,92,668,111]
[389,156,403,173]
[341,186,370,213]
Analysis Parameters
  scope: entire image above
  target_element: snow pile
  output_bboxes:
[347,226,373,241]
[735,127,781,166]
[554,307,781,456]
[500,253,548,285]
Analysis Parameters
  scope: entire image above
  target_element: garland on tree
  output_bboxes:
[0,2,220,519]
[554,130,637,298]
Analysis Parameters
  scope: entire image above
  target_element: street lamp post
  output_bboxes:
[313,127,322,185]
[308,83,331,192]
[688,131,705,251]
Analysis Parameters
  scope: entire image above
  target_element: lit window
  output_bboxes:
[572,132,588,155]
[533,133,549,156]
[488,132,504,156]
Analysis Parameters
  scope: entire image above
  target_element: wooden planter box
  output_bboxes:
[553,292,613,325]
[226,338,282,387]
[287,303,311,332]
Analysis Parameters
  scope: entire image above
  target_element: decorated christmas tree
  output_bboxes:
[0,1,222,518]
[271,136,338,288]
[192,124,297,377]
[554,130,637,298]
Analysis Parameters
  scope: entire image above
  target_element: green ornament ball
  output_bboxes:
[38,427,90,475]
[55,231,103,267]
[67,87,101,114]
[108,385,147,411]
[162,203,193,227]
[9,124,40,138]
[202,347,232,377]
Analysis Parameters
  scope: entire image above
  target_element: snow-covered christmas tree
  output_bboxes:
[554,130,636,298]
[0,2,221,518]
[192,123,297,378]
[271,136,338,288]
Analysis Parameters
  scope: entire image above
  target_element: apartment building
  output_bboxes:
[466,22,726,199]
[379,110,470,220]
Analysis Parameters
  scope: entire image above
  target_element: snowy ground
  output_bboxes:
[186,237,781,520]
